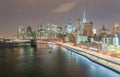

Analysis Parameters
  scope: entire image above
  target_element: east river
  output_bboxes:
[0,44,120,77]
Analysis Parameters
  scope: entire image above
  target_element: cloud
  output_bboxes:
[16,9,24,12]
[51,1,80,13]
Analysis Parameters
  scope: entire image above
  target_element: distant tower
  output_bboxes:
[67,23,73,33]
[113,34,119,46]
[83,22,93,37]
[17,26,25,39]
[82,11,87,24]
[114,23,119,34]
[26,26,34,39]
[82,11,87,34]
[77,19,82,34]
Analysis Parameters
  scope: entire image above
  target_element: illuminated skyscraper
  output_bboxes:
[77,19,82,34]
[66,23,73,33]
[50,24,57,38]
[82,11,87,24]
[82,11,87,34]
[17,26,25,39]
[113,34,119,46]
[37,25,46,39]
[26,26,34,39]
[83,22,93,37]
[113,23,119,34]
[98,25,111,41]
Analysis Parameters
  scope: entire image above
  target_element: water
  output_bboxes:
[0,44,120,77]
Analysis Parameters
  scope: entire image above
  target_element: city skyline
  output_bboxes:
[0,0,120,36]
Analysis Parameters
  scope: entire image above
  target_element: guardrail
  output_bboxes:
[60,43,120,73]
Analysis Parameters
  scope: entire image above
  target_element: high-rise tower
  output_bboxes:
[17,26,25,39]
[77,19,81,34]
[81,11,87,34]
[83,22,93,37]
[82,11,87,24]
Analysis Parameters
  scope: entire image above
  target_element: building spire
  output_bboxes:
[82,11,86,24]
[83,11,86,18]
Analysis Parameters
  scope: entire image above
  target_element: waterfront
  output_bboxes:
[0,44,120,77]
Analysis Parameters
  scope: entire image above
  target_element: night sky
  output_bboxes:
[0,0,120,36]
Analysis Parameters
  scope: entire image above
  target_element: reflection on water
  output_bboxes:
[0,44,120,77]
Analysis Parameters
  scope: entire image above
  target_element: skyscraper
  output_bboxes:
[113,23,119,34]
[77,19,81,34]
[82,11,87,24]
[82,11,87,34]
[66,23,73,33]
[17,26,25,39]
[83,22,93,37]
[26,26,34,39]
